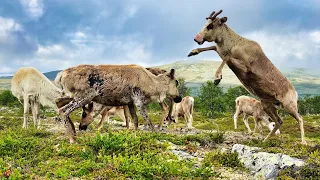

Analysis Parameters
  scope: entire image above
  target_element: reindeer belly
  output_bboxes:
[91,82,133,106]
[93,94,132,106]
[226,59,288,103]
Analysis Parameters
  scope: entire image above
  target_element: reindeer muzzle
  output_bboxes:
[173,96,182,103]
[194,34,204,45]
[79,124,88,131]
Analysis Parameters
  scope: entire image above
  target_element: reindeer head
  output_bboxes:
[267,119,281,135]
[157,69,182,103]
[194,10,228,45]
[79,103,95,131]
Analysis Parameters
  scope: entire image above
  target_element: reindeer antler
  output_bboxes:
[206,10,223,20]
[206,11,215,20]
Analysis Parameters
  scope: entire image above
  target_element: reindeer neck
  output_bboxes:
[215,25,243,53]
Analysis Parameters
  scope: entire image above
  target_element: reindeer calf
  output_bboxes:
[234,96,280,135]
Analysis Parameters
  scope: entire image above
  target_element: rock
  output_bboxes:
[232,144,305,180]
[170,149,197,160]
[0,107,8,112]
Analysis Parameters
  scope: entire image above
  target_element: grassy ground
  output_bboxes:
[0,106,319,179]
[0,79,11,90]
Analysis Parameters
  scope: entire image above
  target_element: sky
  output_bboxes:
[0,0,319,75]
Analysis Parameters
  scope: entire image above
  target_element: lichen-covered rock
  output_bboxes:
[232,144,304,179]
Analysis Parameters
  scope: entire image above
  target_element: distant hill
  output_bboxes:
[154,60,320,96]
[1,61,320,96]
[0,70,62,80]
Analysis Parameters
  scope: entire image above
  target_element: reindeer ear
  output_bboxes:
[219,17,227,25]
[168,69,175,79]
[88,102,94,111]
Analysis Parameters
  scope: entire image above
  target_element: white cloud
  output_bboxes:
[8,31,154,73]
[310,31,320,43]
[0,17,22,42]
[0,66,14,74]
[244,30,320,67]
[19,0,44,20]
[187,29,320,69]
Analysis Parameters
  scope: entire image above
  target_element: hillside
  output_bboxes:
[154,60,320,96]
[1,60,320,95]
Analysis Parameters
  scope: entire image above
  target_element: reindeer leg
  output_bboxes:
[97,109,108,130]
[166,99,175,126]
[282,98,306,145]
[33,100,40,129]
[261,102,282,142]
[128,104,138,130]
[253,117,258,133]
[243,115,252,134]
[157,102,168,131]
[123,106,131,129]
[188,45,217,57]
[233,109,240,129]
[57,93,96,144]
[23,94,31,129]
[132,88,154,131]
[214,60,226,85]
[135,104,154,131]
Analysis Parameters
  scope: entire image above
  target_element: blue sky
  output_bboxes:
[0,0,319,75]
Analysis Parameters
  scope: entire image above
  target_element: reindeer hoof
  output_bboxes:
[301,140,307,145]
[187,50,199,57]
[214,79,221,85]
[69,137,78,144]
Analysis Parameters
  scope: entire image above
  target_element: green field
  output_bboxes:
[0,105,319,179]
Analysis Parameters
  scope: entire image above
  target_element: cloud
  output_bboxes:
[244,30,320,69]
[0,17,38,65]
[1,31,154,74]
[0,0,319,75]
[0,17,22,43]
[19,0,44,20]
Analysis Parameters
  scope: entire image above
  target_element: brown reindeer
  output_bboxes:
[190,10,306,144]
[55,64,181,144]
[79,67,174,131]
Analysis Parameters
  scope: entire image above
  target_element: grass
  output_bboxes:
[0,106,224,179]
[0,104,319,179]
[209,112,320,179]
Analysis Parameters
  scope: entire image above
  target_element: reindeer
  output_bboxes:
[79,103,130,130]
[170,96,194,129]
[77,67,174,131]
[55,64,182,144]
[234,95,280,135]
[189,10,306,144]
[11,67,63,129]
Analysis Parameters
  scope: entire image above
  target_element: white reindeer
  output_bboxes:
[11,67,63,129]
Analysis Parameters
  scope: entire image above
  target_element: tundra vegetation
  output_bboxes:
[0,81,319,179]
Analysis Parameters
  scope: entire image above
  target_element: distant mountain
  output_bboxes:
[154,60,320,96]
[1,61,320,96]
[0,70,62,80]
[43,70,62,80]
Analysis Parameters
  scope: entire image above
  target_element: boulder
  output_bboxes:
[232,144,304,179]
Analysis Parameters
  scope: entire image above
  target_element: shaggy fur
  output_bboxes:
[78,67,173,131]
[191,10,306,144]
[11,67,63,129]
[234,96,280,135]
[55,64,181,144]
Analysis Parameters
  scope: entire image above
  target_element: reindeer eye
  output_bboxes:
[206,23,214,30]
